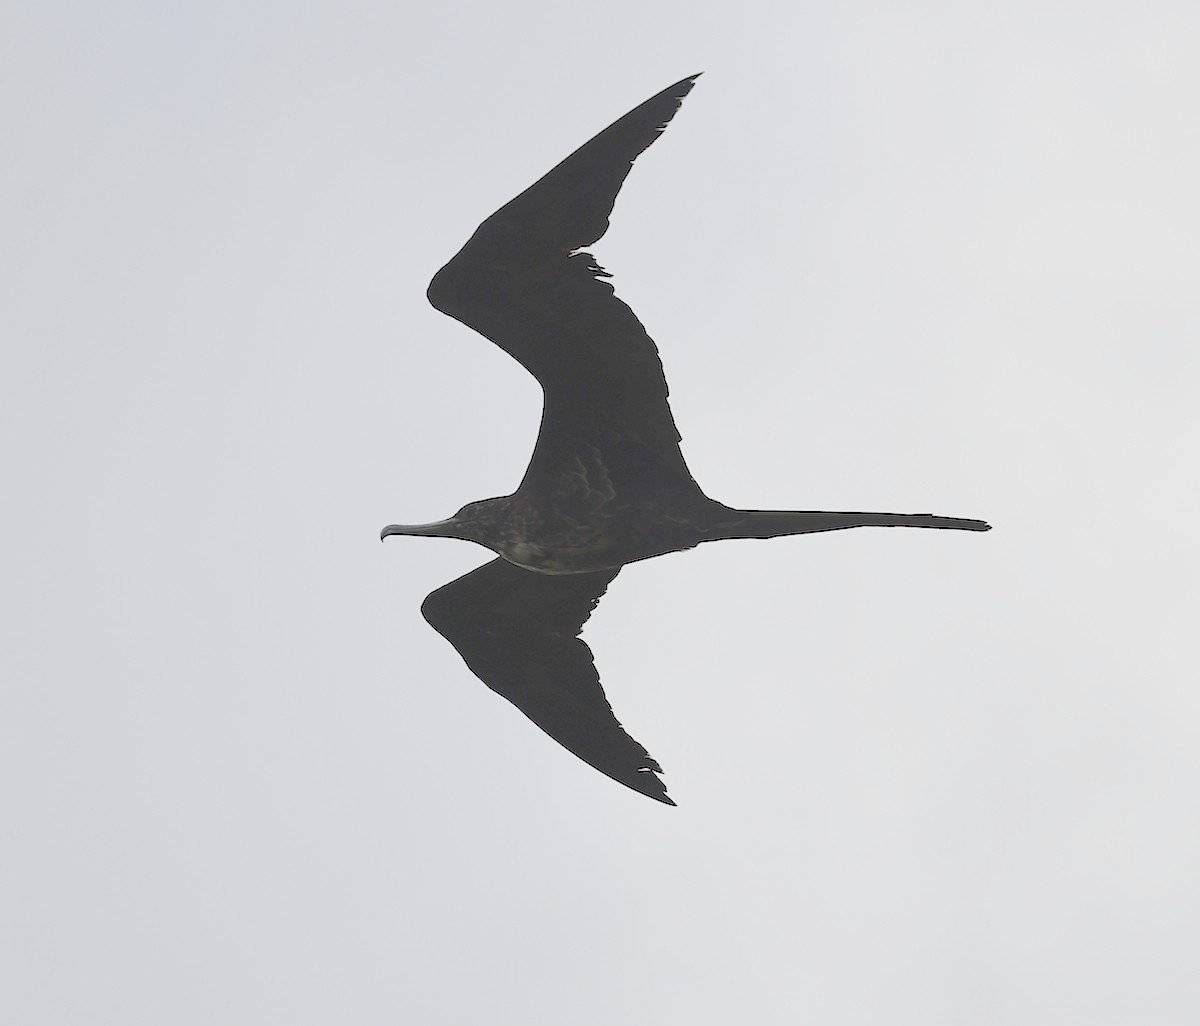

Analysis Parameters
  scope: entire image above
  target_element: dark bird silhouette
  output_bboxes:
[382,74,990,805]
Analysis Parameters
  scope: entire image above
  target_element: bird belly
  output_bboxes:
[503,540,609,575]
[501,524,704,575]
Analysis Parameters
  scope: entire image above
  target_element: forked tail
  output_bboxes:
[711,510,992,541]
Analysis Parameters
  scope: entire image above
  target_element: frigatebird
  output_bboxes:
[382,74,989,805]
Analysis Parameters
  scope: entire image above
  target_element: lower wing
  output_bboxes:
[420,558,673,805]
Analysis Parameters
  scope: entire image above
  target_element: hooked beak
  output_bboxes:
[380,519,457,541]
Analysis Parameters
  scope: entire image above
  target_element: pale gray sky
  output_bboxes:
[3,2,1198,1024]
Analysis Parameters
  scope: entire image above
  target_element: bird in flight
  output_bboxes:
[382,74,989,805]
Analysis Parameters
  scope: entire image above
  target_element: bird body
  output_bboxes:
[382,75,989,805]
[397,492,987,575]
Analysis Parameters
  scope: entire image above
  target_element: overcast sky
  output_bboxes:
[4,2,1199,1024]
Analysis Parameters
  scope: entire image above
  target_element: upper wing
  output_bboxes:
[426,75,709,502]
[421,558,673,805]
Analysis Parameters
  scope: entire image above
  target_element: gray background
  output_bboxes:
[4,2,1198,1023]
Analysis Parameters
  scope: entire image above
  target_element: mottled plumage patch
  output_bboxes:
[563,445,616,509]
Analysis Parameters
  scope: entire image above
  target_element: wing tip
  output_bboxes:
[662,72,703,117]
[624,767,675,806]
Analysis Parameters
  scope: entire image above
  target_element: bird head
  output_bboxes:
[380,497,510,547]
